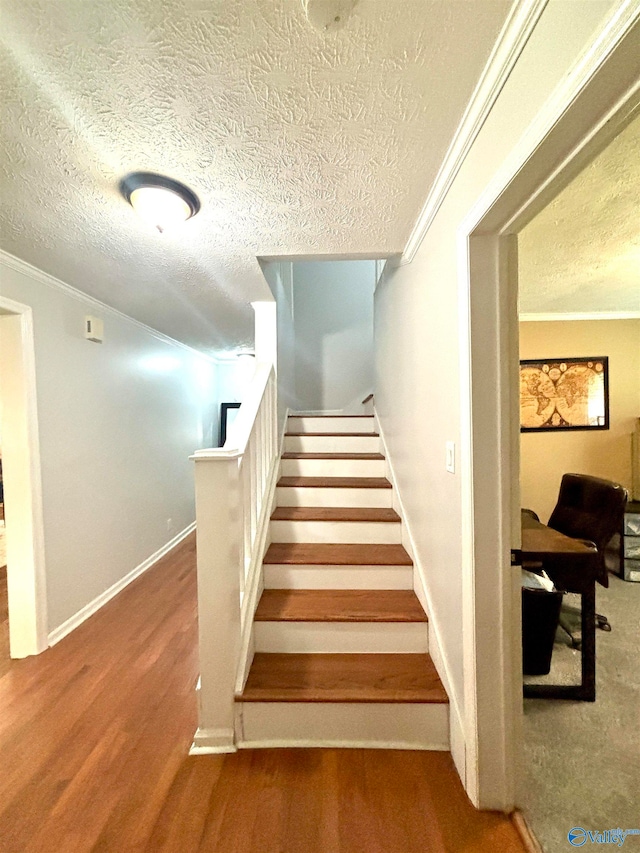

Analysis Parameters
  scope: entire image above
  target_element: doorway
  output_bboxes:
[459,16,639,811]
[0,296,48,659]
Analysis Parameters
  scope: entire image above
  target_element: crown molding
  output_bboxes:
[0,249,221,361]
[401,0,549,265]
[519,311,640,322]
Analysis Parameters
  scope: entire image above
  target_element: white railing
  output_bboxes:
[190,361,279,754]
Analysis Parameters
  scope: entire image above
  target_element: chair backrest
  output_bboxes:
[548,473,627,585]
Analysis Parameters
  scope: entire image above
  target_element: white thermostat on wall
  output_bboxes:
[84,315,104,343]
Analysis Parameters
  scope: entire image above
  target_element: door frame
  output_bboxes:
[0,295,48,656]
[458,13,639,808]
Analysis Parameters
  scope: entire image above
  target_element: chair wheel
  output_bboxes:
[599,622,612,632]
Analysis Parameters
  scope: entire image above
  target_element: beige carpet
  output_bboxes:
[522,573,640,852]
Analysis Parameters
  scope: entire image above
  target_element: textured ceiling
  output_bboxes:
[0,0,513,352]
[519,112,640,315]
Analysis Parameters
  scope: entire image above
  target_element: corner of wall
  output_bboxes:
[47,521,196,646]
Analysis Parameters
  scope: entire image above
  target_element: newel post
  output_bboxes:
[190,450,242,753]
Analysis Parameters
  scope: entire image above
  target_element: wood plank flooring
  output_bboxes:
[264,542,414,565]
[255,589,429,622]
[0,533,528,853]
[282,452,386,460]
[291,414,374,418]
[285,432,381,437]
[277,476,392,489]
[0,565,8,679]
[240,653,449,703]
[270,507,400,522]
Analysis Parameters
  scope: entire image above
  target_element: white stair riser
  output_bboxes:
[288,417,375,434]
[284,435,380,454]
[264,564,413,590]
[281,458,385,477]
[276,486,392,508]
[270,519,401,544]
[236,702,449,750]
[254,621,428,654]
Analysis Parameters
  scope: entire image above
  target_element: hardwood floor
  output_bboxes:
[0,565,8,679]
[282,452,386,460]
[285,431,381,437]
[255,589,429,622]
[271,507,400,522]
[0,533,528,852]
[264,542,413,565]
[277,476,392,489]
[240,653,449,703]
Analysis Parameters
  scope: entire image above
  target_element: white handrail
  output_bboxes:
[190,360,279,753]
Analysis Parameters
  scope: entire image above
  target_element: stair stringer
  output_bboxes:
[376,410,465,780]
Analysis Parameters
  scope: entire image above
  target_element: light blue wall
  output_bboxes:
[292,260,376,412]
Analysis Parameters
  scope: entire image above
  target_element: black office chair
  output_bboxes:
[547,473,627,646]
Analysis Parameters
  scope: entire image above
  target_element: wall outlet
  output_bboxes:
[446,441,455,474]
[167,518,173,531]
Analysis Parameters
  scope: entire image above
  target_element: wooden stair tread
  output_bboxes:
[264,543,412,566]
[271,507,400,522]
[285,432,380,437]
[282,452,385,460]
[289,415,373,418]
[238,653,448,704]
[255,589,427,622]
[277,476,392,489]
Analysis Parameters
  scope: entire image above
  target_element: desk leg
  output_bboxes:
[523,584,597,702]
[580,584,596,701]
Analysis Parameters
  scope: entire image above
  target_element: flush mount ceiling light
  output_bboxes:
[302,0,358,32]
[119,172,200,233]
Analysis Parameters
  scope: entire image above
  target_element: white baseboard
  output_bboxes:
[237,739,448,751]
[47,521,196,647]
[376,411,466,782]
[189,727,237,755]
[448,695,466,784]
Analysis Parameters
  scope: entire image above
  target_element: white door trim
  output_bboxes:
[458,10,640,809]
[0,295,48,656]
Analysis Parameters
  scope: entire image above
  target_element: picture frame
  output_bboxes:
[519,356,609,432]
[219,402,241,446]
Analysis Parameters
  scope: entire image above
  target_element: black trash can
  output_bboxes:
[522,586,564,675]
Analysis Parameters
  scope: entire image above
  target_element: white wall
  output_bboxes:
[261,259,377,419]
[292,260,376,412]
[0,256,217,635]
[213,357,259,446]
[374,0,619,760]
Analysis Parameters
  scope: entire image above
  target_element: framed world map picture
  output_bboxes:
[520,356,609,432]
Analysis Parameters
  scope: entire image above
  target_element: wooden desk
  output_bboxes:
[521,511,598,701]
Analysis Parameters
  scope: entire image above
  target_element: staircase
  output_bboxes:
[234,414,449,749]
